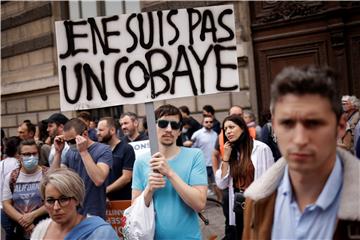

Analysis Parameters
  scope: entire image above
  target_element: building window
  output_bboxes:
[69,0,140,19]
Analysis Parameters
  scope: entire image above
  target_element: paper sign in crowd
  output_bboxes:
[55,5,239,111]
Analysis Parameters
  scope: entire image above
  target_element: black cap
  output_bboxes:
[47,113,69,125]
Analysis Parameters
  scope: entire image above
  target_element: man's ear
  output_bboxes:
[134,119,139,127]
[337,113,347,138]
[81,129,89,138]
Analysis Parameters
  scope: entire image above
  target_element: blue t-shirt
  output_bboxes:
[107,140,135,200]
[63,142,113,219]
[132,147,207,240]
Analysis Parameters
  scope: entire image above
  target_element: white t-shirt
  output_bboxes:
[2,169,43,214]
[0,157,19,207]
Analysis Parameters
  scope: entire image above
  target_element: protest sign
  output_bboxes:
[55,5,239,111]
[106,200,131,238]
[129,139,151,158]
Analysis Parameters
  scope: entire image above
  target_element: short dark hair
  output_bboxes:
[5,136,21,157]
[22,122,36,135]
[120,112,138,121]
[78,111,91,122]
[18,139,39,154]
[270,65,342,121]
[179,106,190,115]
[47,113,69,125]
[64,118,87,135]
[155,104,183,124]
[99,117,116,129]
[202,105,215,115]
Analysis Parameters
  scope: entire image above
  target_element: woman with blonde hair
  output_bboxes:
[31,168,118,240]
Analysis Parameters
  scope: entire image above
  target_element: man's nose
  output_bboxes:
[165,123,172,131]
[293,124,309,147]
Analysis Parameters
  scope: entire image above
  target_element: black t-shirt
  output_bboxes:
[107,141,136,200]
[186,117,202,139]
[121,132,149,143]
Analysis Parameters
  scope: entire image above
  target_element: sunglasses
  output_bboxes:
[157,120,181,130]
[65,138,76,145]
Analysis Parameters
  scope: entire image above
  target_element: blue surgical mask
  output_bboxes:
[22,155,39,171]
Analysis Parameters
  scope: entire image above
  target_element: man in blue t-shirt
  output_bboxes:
[97,117,135,200]
[132,104,208,240]
[52,118,112,219]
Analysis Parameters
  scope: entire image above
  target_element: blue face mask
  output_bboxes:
[22,155,39,171]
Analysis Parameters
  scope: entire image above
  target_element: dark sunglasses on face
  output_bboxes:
[157,120,181,130]
[65,138,77,145]
[44,196,73,207]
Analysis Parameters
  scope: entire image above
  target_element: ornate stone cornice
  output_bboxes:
[255,1,325,24]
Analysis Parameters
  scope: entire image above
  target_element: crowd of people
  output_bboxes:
[1,65,359,239]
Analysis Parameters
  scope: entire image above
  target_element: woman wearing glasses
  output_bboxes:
[31,168,118,240]
[215,115,274,239]
[2,139,48,240]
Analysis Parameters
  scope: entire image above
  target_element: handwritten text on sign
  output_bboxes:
[55,5,239,111]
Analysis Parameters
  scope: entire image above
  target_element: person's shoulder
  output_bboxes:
[91,142,112,151]
[253,139,270,149]
[180,146,202,157]
[136,151,151,164]
[31,218,52,239]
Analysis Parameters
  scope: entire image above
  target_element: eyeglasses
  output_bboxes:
[157,120,181,130]
[204,121,213,124]
[45,196,73,208]
[65,138,76,145]
[21,152,38,157]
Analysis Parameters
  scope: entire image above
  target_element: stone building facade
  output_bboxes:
[1,1,255,137]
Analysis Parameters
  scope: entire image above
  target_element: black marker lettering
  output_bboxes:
[188,45,213,93]
[157,11,164,47]
[171,45,197,96]
[83,61,108,101]
[87,16,120,55]
[217,9,235,43]
[214,45,238,91]
[145,49,171,98]
[167,10,179,45]
[137,12,154,49]
[126,13,138,53]
[126,61,150,91]
[59,20,88,59]
[61,64,82,104]
[114,57,134,98]
[200,10,217,42]
[187,8,201,45]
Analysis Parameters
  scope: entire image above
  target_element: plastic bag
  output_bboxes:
[121,192,155,240]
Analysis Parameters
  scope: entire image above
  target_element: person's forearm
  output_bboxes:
[50,151,62,170]
[107,175,131,194]
[221,162,229,178]
[80,151,107,186]
[31,206,47,219]
[167,171,206,212]
[2,201,22,223]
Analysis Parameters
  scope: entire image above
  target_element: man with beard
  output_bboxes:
[132,104,208,239]
[97,117,135,200]
[46,113,69,166]
[119,112,148,143]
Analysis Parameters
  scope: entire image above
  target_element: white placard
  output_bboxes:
[55,5,239,111]
[128,140,150,160]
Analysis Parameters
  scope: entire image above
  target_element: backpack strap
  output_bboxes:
[9,166,48,194]
[9,167,21,194]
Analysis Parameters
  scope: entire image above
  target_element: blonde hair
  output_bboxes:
[40,168,85,207]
